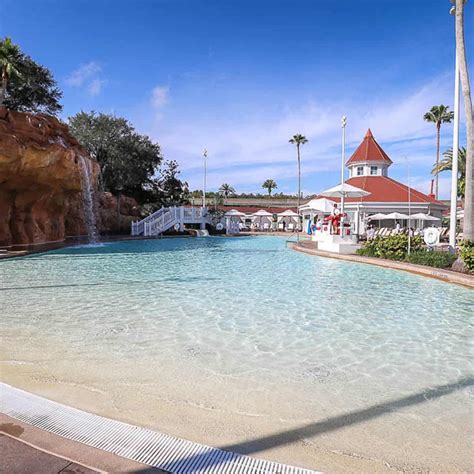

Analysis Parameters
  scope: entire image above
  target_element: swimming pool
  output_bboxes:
[1,237,473,471]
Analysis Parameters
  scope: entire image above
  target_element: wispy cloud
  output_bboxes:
[134,73,460,198]
[151,85,169,109]
[66,61,106,97]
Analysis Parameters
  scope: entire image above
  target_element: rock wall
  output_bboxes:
[0,108,140,247]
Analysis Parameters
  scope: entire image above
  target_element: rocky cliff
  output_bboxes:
[0,108,140,247]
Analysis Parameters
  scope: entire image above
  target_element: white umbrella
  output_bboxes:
[300,198,335,213]
[319,183,371,198]
[319,183,370,236]
[410,213,440,221]
[368,213,389,220]
[384,212,410,219]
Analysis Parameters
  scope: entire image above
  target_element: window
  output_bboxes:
[370,166,378,175]
[357,166,364,176]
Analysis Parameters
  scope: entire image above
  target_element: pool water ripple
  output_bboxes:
[1,236,473,470]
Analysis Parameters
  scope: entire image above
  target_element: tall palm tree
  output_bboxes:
[262,179,277,196]
[453,0,473,242]
[432,147,466,198]
[289,133,308,237]
[0,37,22,107]
[218,183,235,199]
[423,105,454,199]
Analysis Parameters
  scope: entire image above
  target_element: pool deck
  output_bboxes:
[0,413,164,473]
[1,384,318,474]
[292,240,474,289]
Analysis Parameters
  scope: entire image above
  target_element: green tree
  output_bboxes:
[0,37,62,115]
[157,160,190,207]
[218,183,235,198]
[289,133,308,234]
[68,111,162,203]
[432,147,466,198]
[423,105,454,199]
[262,179,278,196]
[0,37,21,106]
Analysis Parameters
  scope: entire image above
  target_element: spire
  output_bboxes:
[346,129,392,166]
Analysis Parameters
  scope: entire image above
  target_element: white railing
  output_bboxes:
[131,206,208,237]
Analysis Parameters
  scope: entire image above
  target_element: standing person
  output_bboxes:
[330,204,341,234]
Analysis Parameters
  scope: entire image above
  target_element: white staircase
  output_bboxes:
[131,206,208,237]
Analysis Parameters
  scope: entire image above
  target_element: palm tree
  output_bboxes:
[218,183,235,199]
[262,179,277,196]
[423,105,454,199]
[432,147,466,198]
[0,37,22,107]
[289,134,308,237]
[453,0,473,242]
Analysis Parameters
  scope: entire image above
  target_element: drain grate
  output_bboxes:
[0,383,320,474]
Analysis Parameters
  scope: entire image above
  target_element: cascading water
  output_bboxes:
[77,155,99,243]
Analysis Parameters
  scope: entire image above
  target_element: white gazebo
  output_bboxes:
[224,209,245,234]
[252,209,273,231]
[277,209,299,231]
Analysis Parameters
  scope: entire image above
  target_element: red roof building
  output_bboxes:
[302,129,446,234]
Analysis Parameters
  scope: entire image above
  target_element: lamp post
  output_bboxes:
[449,2,461,249]
[340,116,347,237]
[202,149,208,209]
[406,156,412,255]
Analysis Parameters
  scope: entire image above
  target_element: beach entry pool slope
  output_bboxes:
[1,383,319,474]
[1,237,473,471]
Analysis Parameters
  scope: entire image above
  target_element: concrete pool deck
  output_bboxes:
[292,240,474,289]
[1,384,319,474]
[0,414,164,473]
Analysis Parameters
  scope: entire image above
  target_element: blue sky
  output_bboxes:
[1,0,472,197]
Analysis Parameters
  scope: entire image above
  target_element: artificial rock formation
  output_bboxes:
[0,108,139,247]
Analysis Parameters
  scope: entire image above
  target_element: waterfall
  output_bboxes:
[78,155,99,243]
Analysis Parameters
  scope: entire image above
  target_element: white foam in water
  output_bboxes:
[77,155,99,243]
[1,237,473,470]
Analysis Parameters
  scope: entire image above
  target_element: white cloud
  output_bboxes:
[151,85,169,109]
[87,78,107,97]
[65,61,106,97]
[136,74,460,194]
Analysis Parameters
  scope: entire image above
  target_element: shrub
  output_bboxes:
[406,250,456,268]
[357,234,423,261]
[459,240,474,273]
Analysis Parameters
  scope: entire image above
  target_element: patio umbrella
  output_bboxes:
[384,212,410,219]
[319,183,371,236]
[300,198,336,213]
[319,183,371,199]
[367,212,389,228]
[368,213,389,220]
[409,213,440,221]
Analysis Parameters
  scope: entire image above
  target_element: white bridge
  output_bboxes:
[131,206,209,237]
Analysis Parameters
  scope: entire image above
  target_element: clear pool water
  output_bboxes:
[1,237,473,470]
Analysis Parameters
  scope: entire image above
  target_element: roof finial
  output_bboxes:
[365,128,373,138]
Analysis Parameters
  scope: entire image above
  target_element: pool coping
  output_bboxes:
[0,383,320,474]
[291,241,474,289]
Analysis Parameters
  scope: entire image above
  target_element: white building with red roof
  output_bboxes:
[301,129,447,235]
